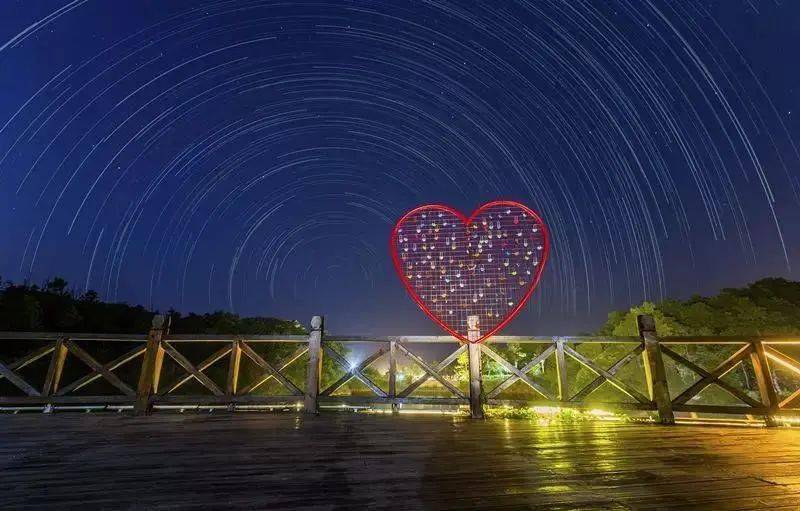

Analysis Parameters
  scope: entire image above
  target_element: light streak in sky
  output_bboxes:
[0,0,797,334]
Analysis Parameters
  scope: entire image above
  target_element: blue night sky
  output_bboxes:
[0,1,798,335]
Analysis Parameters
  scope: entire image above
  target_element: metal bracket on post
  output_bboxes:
[304,316,323,415]
[134,314,167,416]
[638,314,675,425]
[467,315,484,419]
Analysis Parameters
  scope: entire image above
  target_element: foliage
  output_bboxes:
[597,278,800,337]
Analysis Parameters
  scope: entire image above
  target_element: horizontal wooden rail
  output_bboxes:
[0,316,799,426]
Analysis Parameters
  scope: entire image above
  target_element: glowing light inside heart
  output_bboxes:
[392,202,548,342]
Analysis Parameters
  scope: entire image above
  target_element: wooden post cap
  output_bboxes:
[151,314,165,329]
[637,314,656,333]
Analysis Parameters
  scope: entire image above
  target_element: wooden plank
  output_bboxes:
[563,344,650,404]
[468,341,484,419]
[671,344,753,406]
[226,340,242,396]
[64,340,136,396]
[556,339,568,401]
[5,412,800,509]
[638,315,675,425]
[661,346,762,408]
[134,316,167,415]
[42,339,67,397]
[486,345,555,398]
[397,345,466,397]
[570,344,644,402]
[765,345,800,374]
[751,340,780,426]
[240,342,303,396]
[56,344,145,396]
[160,344,231,395]
[0,360,40,396]
[673,404,768,415]
[320,345,387,397]
[481,343,553,400]
[395,343,466,399]
[388,340,398,414]
[161,341,224,396]
[4,342,56,372]
[778,387,800,410]
[303,316,323,414]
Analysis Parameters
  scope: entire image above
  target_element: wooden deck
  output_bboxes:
[1,413,799,510]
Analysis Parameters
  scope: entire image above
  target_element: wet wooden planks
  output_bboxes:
[1,413,799,510]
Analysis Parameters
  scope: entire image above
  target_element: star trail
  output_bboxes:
[0,0,798,335]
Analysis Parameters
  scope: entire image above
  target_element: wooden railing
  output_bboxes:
[1,314,799,425]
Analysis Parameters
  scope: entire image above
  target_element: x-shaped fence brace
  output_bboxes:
[0,342,57,396]
[483,342,650,405]
[157,341,306,397]
[320,343,469,400]
[763,346,800,409]
[662,344,762,408]
[395,343,466,399]
[482,344,554,400]
[56,341,145,397]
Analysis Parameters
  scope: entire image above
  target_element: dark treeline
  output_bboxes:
[0,277,305,335]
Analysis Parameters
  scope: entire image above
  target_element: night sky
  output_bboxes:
[1,1,798,336]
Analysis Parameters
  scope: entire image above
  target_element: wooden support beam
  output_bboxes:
[638,315,675,425]
[160,344,231,395]
[42,339,67,398]
[570,345,644,402]
[240,342,303,396]
[555,338,568,402]
[134,315,167,415]
[395,343,466,399]
[321,345,387,397]
[56,344,145,396]
[670,343,752,407]
[487,345,555,399]
[304,316,323,414]
[226,340,242,400]
[750,340,780,427]
[467,315,484,419]
[661,346,762,408]
[64,340,136,396]
[397,345,465,398]
[237,345,307,395]
[481,343,553,400]
[389,340,398,414]
[468,342,484,419]
[563,344,650,404]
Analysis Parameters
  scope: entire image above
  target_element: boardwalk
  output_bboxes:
[1,413,799,510]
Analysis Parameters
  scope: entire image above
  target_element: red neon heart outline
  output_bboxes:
[390,200,550,343]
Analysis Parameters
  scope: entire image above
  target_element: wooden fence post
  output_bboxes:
[555,338,568,401]
[226,340,242,411]
[638,314,674,425]
[42,337,68,413]
[134,315,167,416]
[750,340,779,427]
[467,315,484,419]
[304,316,323,415]
[389,340,398,414]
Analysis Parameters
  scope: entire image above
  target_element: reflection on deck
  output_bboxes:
[1,412,799,509]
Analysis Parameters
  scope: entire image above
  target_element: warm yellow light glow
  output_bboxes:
[766,352,800,375]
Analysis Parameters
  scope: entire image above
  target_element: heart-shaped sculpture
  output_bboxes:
[391,201,549,343]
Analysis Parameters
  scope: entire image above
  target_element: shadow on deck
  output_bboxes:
[1,413,799,510]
